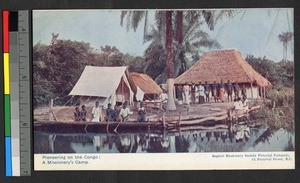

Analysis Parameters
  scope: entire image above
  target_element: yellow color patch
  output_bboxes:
[4,53,10,94]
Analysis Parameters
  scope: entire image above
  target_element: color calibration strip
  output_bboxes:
[10,10,21,176]
[3,10,12,176]
[18,10,32,176]
[3,10,31,176]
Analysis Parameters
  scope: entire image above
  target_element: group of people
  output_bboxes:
[181,80,247,105]
[74,105,87,121]
[74,100,147,123]
[233,97,249,111]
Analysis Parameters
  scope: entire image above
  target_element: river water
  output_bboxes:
[34,124,294,153]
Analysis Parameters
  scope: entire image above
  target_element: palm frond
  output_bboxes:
[120,11,128,26]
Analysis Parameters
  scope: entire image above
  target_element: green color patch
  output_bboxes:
[4,94,11,136]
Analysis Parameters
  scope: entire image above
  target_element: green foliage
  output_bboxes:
[266,87,294,107]
[250,87,294,131]
[245,55,294,88]
[33,35,146,108]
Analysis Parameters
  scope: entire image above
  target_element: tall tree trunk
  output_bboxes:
[166,11,176,110]
[176,11,183,45]
[176,11,186,73]
[283,42,287,62]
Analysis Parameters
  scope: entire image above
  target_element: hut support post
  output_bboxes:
[251,83,254,99]
[263,87,266,99]
[173,84,176,101]
[260,86,262,99]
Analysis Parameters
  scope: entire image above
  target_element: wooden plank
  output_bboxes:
[177,124,228,131]
[174,114,228,126]
[164,110,228,122]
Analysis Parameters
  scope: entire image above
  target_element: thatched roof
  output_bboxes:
[130,72,163,95]
[175,49,271,87]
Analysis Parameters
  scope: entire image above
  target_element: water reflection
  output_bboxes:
[34,125,294,153]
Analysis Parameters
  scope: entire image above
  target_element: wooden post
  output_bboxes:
[178,112,181,127]
[250,83,254,99]
[173,84,176,102]
[162,112,166,128]
[49,99,54,121]
[227,109,233,121]
[263,87,266,99]
[260,86,262,99]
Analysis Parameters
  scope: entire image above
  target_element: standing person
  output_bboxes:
[112,105,120,122]
[204,81,210,103]
[137,105,146,122]
[212,81,218,103]
[227,80,233,102]
[74,107,81,121]
[159,90,168,111]
[191,83,196,104]
[120,102,133,122]
[219,80,225,102]
[183,83,191,105]
[198,82,205,104]
[234,83,240,99]
[106,103,114,122]
[80,105,87,121]
[91,101,102,122]
[241,84,247,99]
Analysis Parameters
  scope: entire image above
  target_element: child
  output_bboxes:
[74,107,81,121]
[112,105,120,122]
[106,103,113,122]
[137,107,146,122]
[80,105,87,121]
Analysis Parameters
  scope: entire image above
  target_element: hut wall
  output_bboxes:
[245,85,259,99]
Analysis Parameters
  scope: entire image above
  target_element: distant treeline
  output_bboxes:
[245,55,294,88]
[33,37,294,107]
[33,37,147,107]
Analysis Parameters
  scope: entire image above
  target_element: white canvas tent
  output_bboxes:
[69,66,134,107]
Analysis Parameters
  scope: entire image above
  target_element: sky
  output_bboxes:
[33,9,294,62]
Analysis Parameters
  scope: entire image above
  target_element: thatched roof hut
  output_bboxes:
[130,72,162,100]
[175,49,271,87]
[175,49,271,99]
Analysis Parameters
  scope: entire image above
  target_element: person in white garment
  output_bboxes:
[119,102,133,122]
[159,90,168,111]
[183,84,191,105]
[91,101,102,122]
[198,82,205,104]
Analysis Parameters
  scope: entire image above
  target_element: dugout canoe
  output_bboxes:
[34,121,164,133]
[34,105,261,133]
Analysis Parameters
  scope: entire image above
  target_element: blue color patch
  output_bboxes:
[5,137,12,176]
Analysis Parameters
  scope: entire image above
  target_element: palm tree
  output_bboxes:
[144,11,223,79]
[120,11,149,42]
[278,31,293,62]
[165,11,177,110]
[121,10,234,110]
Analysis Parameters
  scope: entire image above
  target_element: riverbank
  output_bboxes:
[249,87,294,131]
